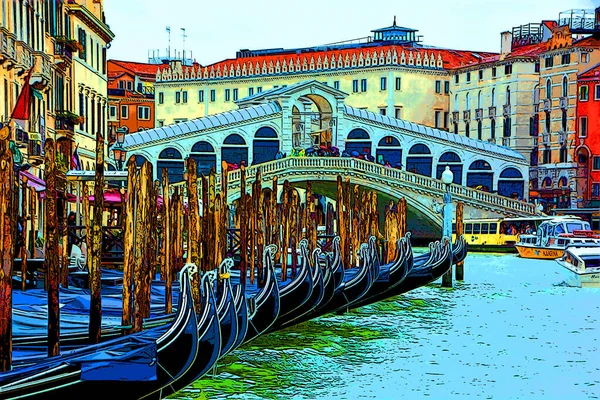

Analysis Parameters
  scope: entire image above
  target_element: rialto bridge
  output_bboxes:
[118,80,537,240]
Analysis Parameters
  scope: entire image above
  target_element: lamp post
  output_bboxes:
[112,127,127,170]
[441,165,454,288]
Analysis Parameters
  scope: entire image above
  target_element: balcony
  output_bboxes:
[27,134,43,166]
[0,30,17,68]
[475,108,483,120]
[487,137,496,144]
[14,40,33,75]
[54,41,73,70]
[55,111,83,140]
[558,131,567,145]
[542,133,550,145]
[452,111,459,124]
[463,110,471,122]
[543,99,551,111]
[532,137,539,147]
[31,52,52,90]
[502,137,511,146]
[503,104,511,116]
[560,96,568,110]
[488,106,496,119]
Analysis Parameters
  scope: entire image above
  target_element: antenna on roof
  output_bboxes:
[181,28,187,64]
[393,15,396,26]
[166,26,171,59]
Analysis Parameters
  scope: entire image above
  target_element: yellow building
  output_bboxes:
[154,22,493,130]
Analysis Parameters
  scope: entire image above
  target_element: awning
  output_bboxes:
[19,171,45,192]
[68,189,126,205]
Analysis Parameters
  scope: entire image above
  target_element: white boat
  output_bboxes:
[556,245,600,288]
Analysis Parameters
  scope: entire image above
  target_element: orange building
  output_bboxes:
[107,60,161,141]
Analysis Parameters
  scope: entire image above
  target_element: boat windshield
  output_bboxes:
[566,222,590,233]
[580,256,600,268]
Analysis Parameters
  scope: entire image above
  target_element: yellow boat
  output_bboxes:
[515,216,600,260]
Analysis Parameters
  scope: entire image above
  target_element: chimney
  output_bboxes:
[501,31,513,55]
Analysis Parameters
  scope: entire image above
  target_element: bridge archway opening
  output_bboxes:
[376,136,402,166]
[436,152,463,184]
[252,127,280,165]
[292,93,334,149]
[498,167,524,198]
[157,147,184,183]
[191,141,217,176]
[467,160,493,192]
[222,134,248,167]
[345,128,372,157]
[133,154,148,168]
[406,144,432,176]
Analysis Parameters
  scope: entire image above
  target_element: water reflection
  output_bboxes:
[170,252,600,400]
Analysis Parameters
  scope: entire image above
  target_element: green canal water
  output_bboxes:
[168,251,600,400]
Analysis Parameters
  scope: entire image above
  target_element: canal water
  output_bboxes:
[169,252,600,400]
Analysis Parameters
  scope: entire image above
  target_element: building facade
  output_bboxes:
[576,62,600,204]
[107,60,161,138]
[153,22,494,129]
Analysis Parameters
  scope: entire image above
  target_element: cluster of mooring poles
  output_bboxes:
[0,139,465,372]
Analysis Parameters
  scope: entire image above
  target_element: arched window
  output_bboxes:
[376,136,402,166]
[558,176,568,187]
[562,76,568,97]
[491,88,496,106]
[222,133,248,167]
[542,177,553,188]
[466,92,471,110]
[465,122,470,137]
[347,128,370,140]
[406,143,432,177]
[253,127,280,165]
[190,141,216,175]
[157,148,184,182]
[506,86,511,105]
[477,120,482,140]
[436,152,462,184]
[491,119,496,140]
[498,167,525,198]
[133,154,148,168]
[345,129,372,156]
[477,91,482,109]
[454,94,458,111]
[546,79,552,99]
[467,160,493,192]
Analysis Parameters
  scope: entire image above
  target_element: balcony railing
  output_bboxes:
[560,96,568,109]
[543,98,551,111]
[0,30,17,67]
[558,131,567,145]
[475,108,483,120]
[463,110,471,122]
[53,41,73,68]
[502,137,511,146]
[488,106,496,119]
[452,111,459,124]
[503,104,511,116]
[542,133,550,145]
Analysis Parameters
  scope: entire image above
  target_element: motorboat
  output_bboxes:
[556,244,600,288]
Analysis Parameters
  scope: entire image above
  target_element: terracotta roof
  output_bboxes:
[108,60,162,77]
[477,41,549,64]
[578,62,600,79]
[199,44,494,73]
[542,21,558,30]
[572,35,600,48]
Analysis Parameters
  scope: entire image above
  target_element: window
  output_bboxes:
[596,84,600,100]
[478,70,483,80]
[594,156,600,170]
[121,105,128,119]
[580,116,588,137]
[434,110,441,128]
[444,81,449,94]
[560,145,567,163]
[465,223,473,234]
[334,81,340,90]
[78,27,87,61]
[248,87,254,96]
[492,67,497,77]
[562,110,567,131]
[395,107,402,119]
[380,77,387,91]
[137,106,150,120]
[477,120,482,139]
[581,52,589,63]
[158,92,164,104]
[379,107,387,116]
[352,79,359,93]
[454,75,459,84]
[199,90,204,102]
[395,77,401,90]
[466,72,471,82]
[543,146,551,164]
[257,87,262,93]
[175,92,181,103]
[580,85,589,101]
[546,79,552,99]
[210,89,216,102]
[465,122,470,137]
[233,88,238,101]
[435,80,441,94]
[562,77,568,97]
[109,106,116,117]
[534,62,540,73]
[443,112,449,129]
[127,81,133,91]
[545,56,554,68]
[561,53,571,65]
[182,91,188,103]
[225,89,230,102]
[491,119,496,139]
[473,223,481,234]
[118,81,124,89]
[360,79,367,92]
[592,183,600,198]
[545,111,551,133]
[158,120,164,127]
[505,64,512,75]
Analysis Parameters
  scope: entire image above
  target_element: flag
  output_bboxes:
[71,144,82,170]
[10,66,35,129]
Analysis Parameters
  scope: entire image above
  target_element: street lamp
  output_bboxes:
[112,127,127,170]
[441,165,454,239]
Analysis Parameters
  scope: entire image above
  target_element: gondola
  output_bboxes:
[348,234,413,310]
[275,239,314,320]
[239,245,281,343]
[230,282,249,351]
[271,241,328,330]
[0,264,201,399]
[215,259,241,357]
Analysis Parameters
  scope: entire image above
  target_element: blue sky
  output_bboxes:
[104,0,597,65]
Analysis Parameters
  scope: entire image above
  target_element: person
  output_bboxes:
[67,211,78,257]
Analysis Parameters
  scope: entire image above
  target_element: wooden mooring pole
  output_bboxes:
[20,177,28,292]
[161,168,172,314]
[44,139,60,356]
[0,133,15,371]
[132,162,151,333]
[186,158,201,311]
[122,157,137,331]
[455,201,465,281]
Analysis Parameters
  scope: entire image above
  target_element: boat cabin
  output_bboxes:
[534,217,600,247]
